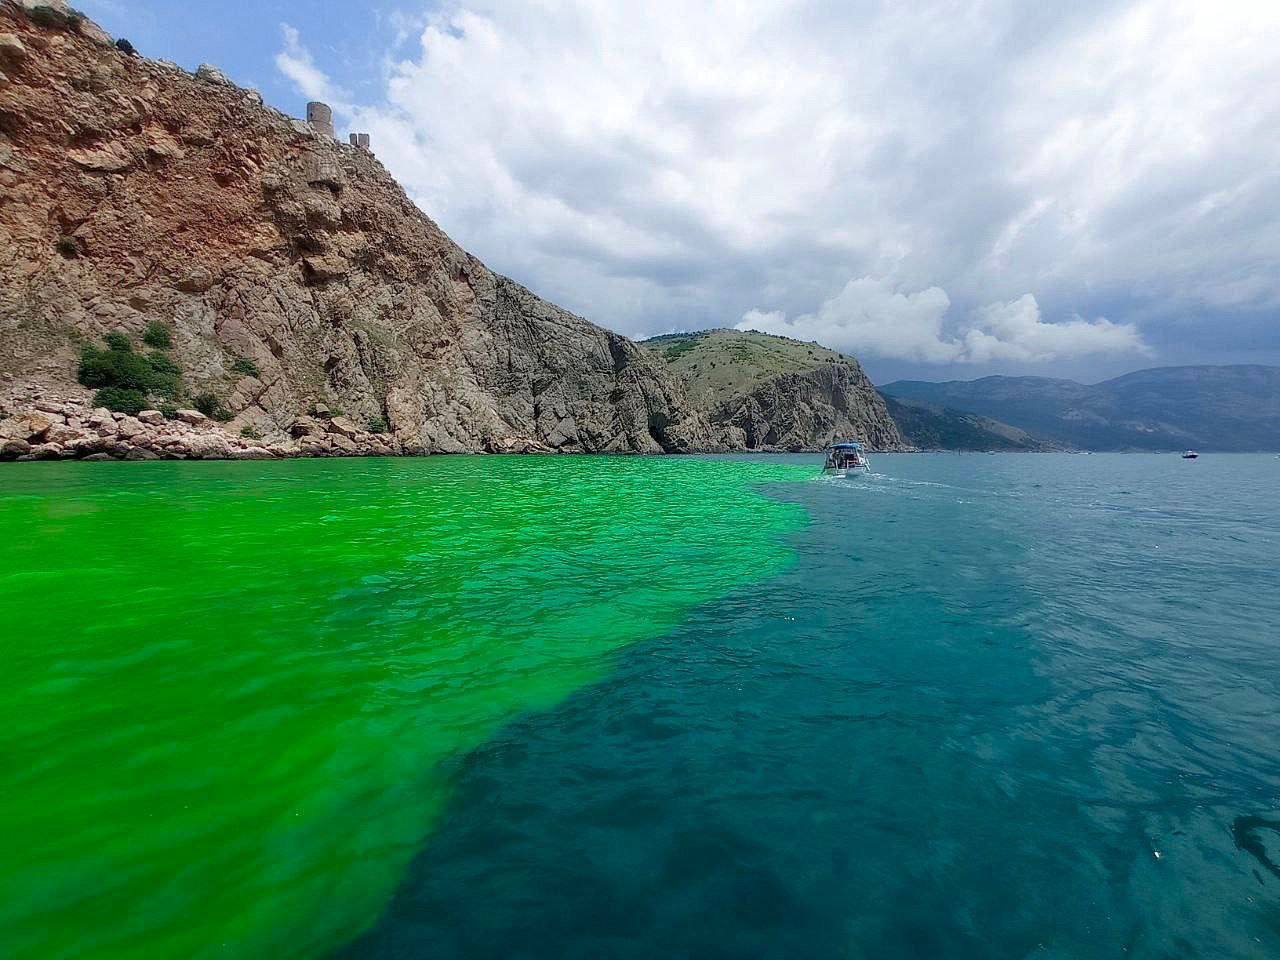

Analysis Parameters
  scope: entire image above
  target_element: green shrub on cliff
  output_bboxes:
[77,333,182,411]
[193,393,232,422]
[29,5,72,28]
[78,345,180,397]
[92,388,147,416]
[142,352,181,396]
[78,346,136,388]
[231,357,259,377]
[142,321,173,349]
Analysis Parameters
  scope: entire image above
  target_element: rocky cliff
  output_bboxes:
[643,330,905,451]
[0,1,719,459]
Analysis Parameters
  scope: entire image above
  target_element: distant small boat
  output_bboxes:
[1182,450,1199,460]
[823,440,870,477]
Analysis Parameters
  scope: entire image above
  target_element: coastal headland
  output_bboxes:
[0,1,903,460]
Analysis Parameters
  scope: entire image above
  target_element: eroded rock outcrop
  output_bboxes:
[642,330,906,452]
[715,363,904,452]
[0,2,716,457]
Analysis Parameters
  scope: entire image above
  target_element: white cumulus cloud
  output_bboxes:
[275,24,349,109]
[963,295,1149,363]
[739,280,1148,364]
[740,278,957,363]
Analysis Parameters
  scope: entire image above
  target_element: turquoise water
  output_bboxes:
[4,453,1280,958]
[349,453,1280,959]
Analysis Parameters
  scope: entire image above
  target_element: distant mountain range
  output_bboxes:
[879,395,1060,452]
[881,366,1280,451]
[643,325,1280,453]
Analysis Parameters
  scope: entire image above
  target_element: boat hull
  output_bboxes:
[823,465,870,478]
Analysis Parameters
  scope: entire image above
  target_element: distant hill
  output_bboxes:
[645,330,854,406]
[641,329,1043,452]
[641,330,904,451]
[880,395,1061,451]
[881,365,1280,451]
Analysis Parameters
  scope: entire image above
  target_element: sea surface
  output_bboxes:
[2,453,1279,959]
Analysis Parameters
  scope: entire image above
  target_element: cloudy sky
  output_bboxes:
[82,0,1280,383]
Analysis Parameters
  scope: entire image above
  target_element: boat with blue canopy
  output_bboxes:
[822,440,870,477]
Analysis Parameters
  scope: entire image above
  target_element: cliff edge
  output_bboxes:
[0,2,718,459]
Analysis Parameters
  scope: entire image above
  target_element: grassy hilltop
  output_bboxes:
[643,329,856,407]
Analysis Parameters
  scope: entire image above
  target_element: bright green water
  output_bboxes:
[0,457,809,960]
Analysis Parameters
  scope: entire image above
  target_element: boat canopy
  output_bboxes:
[829,441,864,450]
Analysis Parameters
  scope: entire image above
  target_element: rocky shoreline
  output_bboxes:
[0,390,472,462]
[0,389,912,461]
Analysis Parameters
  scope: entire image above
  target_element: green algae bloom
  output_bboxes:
[0,456,808,959]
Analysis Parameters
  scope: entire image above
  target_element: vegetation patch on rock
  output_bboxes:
[77,332,182,413]
[90,387,146,416]
[27,5,84,31]
[142,321,173,349]
[192,392,232,422]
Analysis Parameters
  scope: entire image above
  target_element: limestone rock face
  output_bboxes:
[0,32,26,62]
[194,63,233,86]
[642,330,906,452]
[0,4,716,456]
[1,410,53,441]
[716,364,904,452]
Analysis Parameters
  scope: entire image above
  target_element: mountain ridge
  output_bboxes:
[879,394,1061,452]
[882,365,1280,451]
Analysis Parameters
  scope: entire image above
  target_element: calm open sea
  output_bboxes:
[2,453,1279,959]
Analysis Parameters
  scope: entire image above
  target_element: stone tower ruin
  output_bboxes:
[303,101,370,150]
[306,101,334,138]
